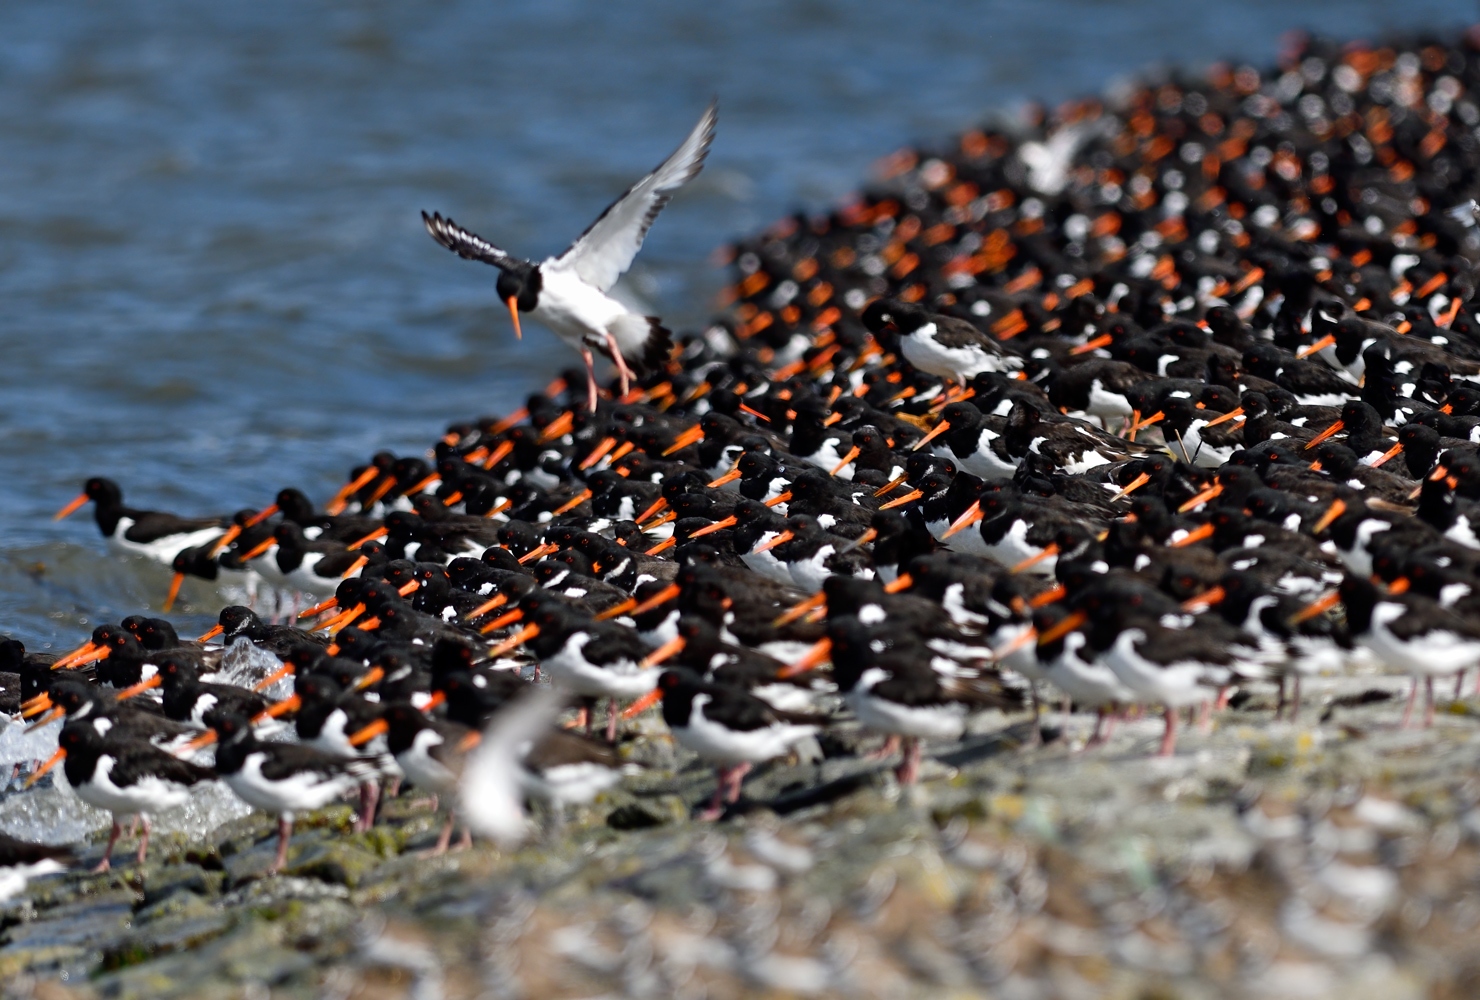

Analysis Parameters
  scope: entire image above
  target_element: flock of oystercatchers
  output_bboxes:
[7,30,1480,901]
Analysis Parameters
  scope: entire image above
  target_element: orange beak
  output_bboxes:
[552,490,593,516]
[366,474,399,507]
[355,615,382,632]
[630,583,681,617]
[352,666,385,691]
[1182,585,1225,610]
[593,596,638,621]
[209,524,243,555]
[640,636,686,669]
[297,597,339,621]
[25,748,66,788]
[463,593,509,620]
[1170,522,1215,547]
[60,645,110,669]
[1291,589,1341,624]
[774,592,827,627]
[506,295,522,339]
[480,608,524,634]
[739,403,771,422]
[1011,543,1058,573]
[481,439,516,471]
[1203,407,1244,428]
[1295,333,1336,359]
[777,637,832,678]
[911,420,951,452]
[621,687,664,719]
[874,473,910,497]
[198,623,226,642]
[257,694,301,721]
[644,536,677,556]
[405,472,440,497]
[941,500,983,539]
[1312,498,1347,534]
[340,554,369,579]
[1036,609,1087,644]
[178,730,218,754]
[821,410,843,427]
[398,580,420,597]
[348,718,389,747]
[1368,442,1403,468]
[635,497,668,524]
[879,488,923,510]
[1304,419,1344,450]
[517,542,559,565]
[754,530,794,553]
[488,623,539,657]
[162,572,186,613]
[1177,483,1223,512]
[663,425,705,456]
[245,504,279,528]
[322,602,367,634]
[539,411,575,442]
[1131,410,1165,433]
[240,536,277,561]
[1070,333,1113,355]
[52,641,98,670]
[993,626,1037,658]
[1111,471,1151,501]
[763,490,792,508]
[348,526,388,551]
[22,705,66,733]
[420,690,446,713]
[580,437,619,471]
[707,467,743,489]
[115,674,162,701]
[326,466,383,516]
[1029,584,1068,608]
[1384,576,1411,595]
[883,573,913,593]
[830,446,861,476]
[53,493,89,521]
[689,515,739,538]
[253,662,295,693]
[19,692,53,718]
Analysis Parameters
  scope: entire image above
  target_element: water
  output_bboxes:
[0,0,1473,648]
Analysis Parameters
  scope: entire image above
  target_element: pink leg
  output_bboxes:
[699,767,729,821]
[1456,670,1468,700]
[1197,699,1212,732]
[432,812,455,855]
[603,332,635,400]
[864,734,902,761]
[270,816,292,874]
[1401,677,1419,728]
[1275,676,1287,721]
[357,780,380,832]
[1158,706,1178,757]
[385,777,401,799]
[724,761,752,803]
[581,348,599,413]
[135,817,151,866]
[93,820,122,873]
[1425,677,1436,728]
[896,738,923,785]
[1215,686,1232,711]
[1289,676,1302,723]
[605,698,619,743]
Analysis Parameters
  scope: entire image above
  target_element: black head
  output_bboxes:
[496,263,542,313]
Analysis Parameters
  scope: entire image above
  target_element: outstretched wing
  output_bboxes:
[550,100,717,292]
[458,685,565,847]
[422,211,518,270]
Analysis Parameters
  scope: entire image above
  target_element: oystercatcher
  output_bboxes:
[32,721,215,871]
[0,833,72,903]
[54,478,229,566]
[209,712,374,873]
[862,299,1023,385]
[653,669,821,820]
[423,101,716,411]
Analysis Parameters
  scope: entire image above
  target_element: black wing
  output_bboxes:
[422,211,519,270]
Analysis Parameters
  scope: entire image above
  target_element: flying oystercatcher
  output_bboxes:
[423,101,717,412]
